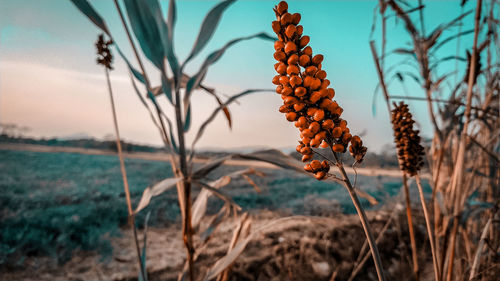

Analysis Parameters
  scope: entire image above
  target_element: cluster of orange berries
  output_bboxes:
[271,1,367,180]
[391,102,425,176]
[95,34,113,70]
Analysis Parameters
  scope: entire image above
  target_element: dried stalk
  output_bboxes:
[104,67,146,281]
[332,152,386,281]
[415,175,441,281]
[468,217,492,280]
[446,1,482,279]
[403,173,419,281]
[371,38,420,281]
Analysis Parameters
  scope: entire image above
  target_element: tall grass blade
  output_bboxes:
[184,32,275,106]
[123,0,167,70]
[183,0,237,65]
[189,89,271,158]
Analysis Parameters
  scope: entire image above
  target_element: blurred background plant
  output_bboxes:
[370,0,499,280]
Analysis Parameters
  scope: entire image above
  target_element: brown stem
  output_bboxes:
[105,68,146,281]
[415,175,441,281]
[446,217,459,281]
[370,41,392,115]
[403,173,420,281]
[446,1,482,278]
[468,217,492,281]
[331,152,386,281]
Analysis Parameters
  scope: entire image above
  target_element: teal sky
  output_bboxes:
[0,0,478,152]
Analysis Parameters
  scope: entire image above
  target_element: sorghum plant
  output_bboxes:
[271,2,384,280]
[391,101,440,281]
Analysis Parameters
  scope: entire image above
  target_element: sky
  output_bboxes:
[0,0,478,152]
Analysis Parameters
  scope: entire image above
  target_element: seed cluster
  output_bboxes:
[272,1,367,180]
[391,102,425,176]
[95,34,113,70]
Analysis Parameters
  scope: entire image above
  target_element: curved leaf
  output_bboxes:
[123,0,166,70]
[192,176,232,228]
[189,89,271,159]
[161,71,173,103]
[134,177,181,214]
[183,104,191,132]
[184,32,276,104]
[192,156,232,180]
[234,149,306,173]
[202,88,232,129]
[192,180,241,212]
[183,0,237,65]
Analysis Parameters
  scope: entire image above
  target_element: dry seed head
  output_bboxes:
[95,34,113,70]
[272,1,366,180]
[391,102,425,176]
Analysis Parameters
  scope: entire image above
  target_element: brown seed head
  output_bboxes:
[391,102,425,176]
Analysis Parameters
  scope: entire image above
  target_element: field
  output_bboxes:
[0,147,418,269]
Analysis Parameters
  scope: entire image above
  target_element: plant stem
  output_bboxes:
[173,85,195,281]
[415,175,441,281]
[104,68,146,281]
[446,1,482,278]
[331,152,386,281]
[468,217,492,281]
[403,173,420,281]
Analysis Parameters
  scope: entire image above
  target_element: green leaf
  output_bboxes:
[69,0,146,85]
[185,32,276,103]
[189,89,271,160]
[183,0,237,65]
[70,0,110,35]
[167,0,177,40]
[161,72,173,103]
[123,0,167,70]
[165,0,180,75]
[183,104,191,132]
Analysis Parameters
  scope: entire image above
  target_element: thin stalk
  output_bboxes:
[446,1,482,278]
[105,68,146,281]
[403,173,420,281]
[349,209,396,281]
[331,151,386,281]
[468,218,492,281]
[112,1,192,279]
[173,85,195,281]
[415,175,441,281]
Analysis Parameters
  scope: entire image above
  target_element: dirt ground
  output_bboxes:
[1,208,439,281]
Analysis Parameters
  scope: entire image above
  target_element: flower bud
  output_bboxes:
[289,75,303,87]
[312,54,324,65]
[299,54,310,66]
[294,87,307,97]
[277,1,288,14]
[284,41,297,54]
[299,36,310,48]
[287,54,299,65]
[274,40,284,51]
[332,144,344,152]
[285,25,296,38]
[274,51,286,61]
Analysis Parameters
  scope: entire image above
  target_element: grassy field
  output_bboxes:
[0,148,415,267]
